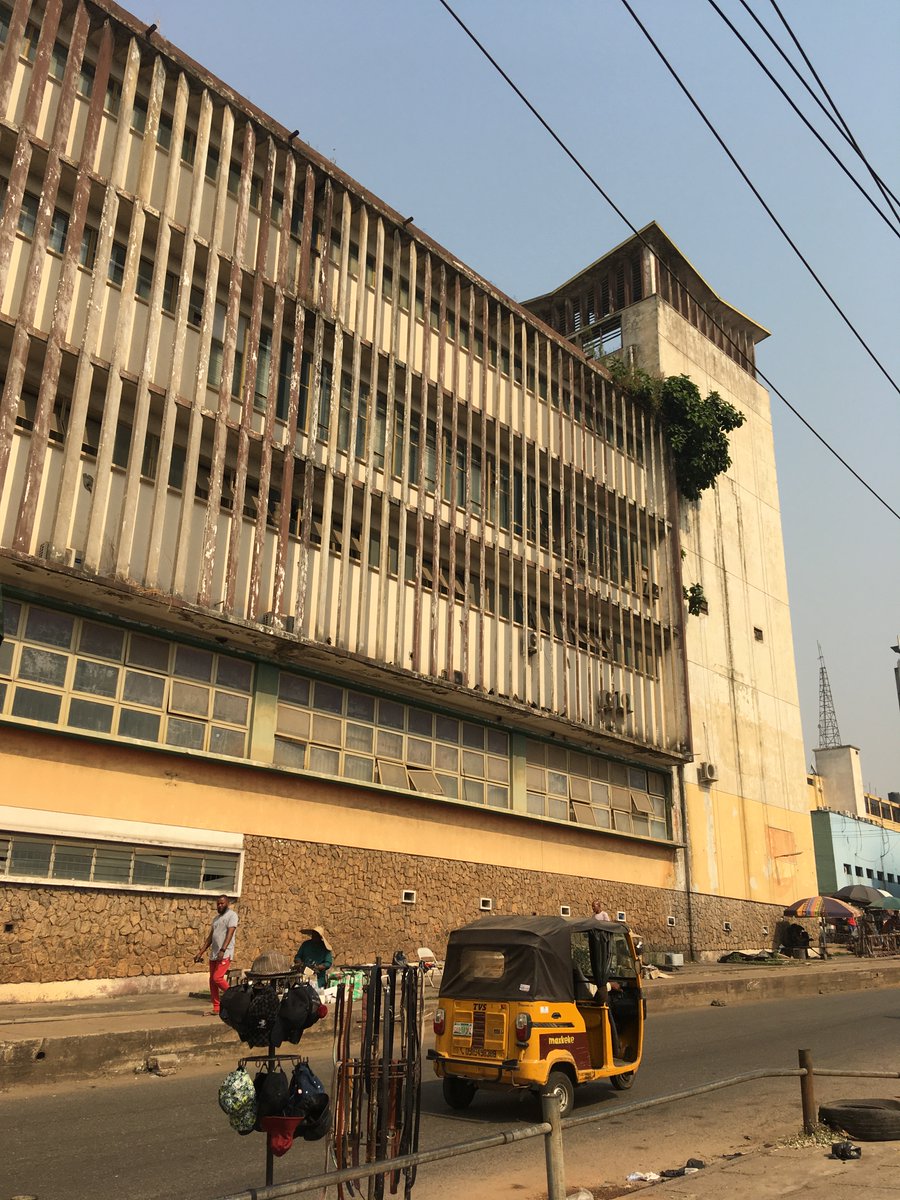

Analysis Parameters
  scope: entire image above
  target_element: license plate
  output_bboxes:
[452,1021,473,1037]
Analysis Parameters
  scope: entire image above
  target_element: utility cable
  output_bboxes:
[735,0,900,224]
[704,0,900,236]
[764,0,900,221]
[434,0,900,523]
[618,0,900,403]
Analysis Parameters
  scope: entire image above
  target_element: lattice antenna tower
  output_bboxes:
[817,642,842,748]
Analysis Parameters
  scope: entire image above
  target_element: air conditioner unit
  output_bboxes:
[525,630,538,656]
[38,543,83,568]
[663,952,684,968]
[259,612,283,629]
[699,762,719,783]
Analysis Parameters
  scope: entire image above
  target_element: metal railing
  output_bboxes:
[218,1052,900,1200]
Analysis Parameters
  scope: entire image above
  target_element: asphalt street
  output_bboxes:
[2,988,898,1200]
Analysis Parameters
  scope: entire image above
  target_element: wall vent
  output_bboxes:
[479,897,493,912]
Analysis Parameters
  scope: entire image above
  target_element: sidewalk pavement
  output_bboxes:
[613,1138,900,1199]
[2,951,899,1088]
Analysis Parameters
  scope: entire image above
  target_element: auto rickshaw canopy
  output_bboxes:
[440,914,631,1002]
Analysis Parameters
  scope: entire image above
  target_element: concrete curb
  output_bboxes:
[0,1018,335,1088]
[644,961,900,1011]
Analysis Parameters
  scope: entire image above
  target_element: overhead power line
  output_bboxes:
[618,0,900,403]
[704,0,900,237]
[757,0,900,225]
[433,0,900,524]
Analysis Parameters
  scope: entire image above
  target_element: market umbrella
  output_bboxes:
[783,896,861,919]
[832,885,886,906]
[868,896,900,911]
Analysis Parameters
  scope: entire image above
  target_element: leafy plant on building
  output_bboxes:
[601,357,745,501]
[682,582,708,617]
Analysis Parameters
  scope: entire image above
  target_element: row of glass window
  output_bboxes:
[0,832,239,892]
[1,599,671,840]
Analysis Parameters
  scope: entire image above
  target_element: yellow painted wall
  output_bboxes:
[685,781,816,902]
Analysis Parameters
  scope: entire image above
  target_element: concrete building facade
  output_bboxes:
[0,0,813,996]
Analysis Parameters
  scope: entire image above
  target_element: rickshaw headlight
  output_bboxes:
[515,1012,532,1045]
[434,1007,445,1036]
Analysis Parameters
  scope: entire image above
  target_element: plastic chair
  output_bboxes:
[417,947,443,987]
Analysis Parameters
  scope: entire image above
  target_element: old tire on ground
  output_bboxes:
[611,1069,636,1091]
[819,1099,900,1141]
[540,1069,576,1118]
[442,1076,476,1110]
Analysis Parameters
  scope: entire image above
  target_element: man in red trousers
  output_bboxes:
[194,894,238,1014]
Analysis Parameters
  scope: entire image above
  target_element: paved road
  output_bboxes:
[3,988,898,1199]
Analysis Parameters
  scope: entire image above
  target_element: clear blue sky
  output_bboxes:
[131,0,900,793]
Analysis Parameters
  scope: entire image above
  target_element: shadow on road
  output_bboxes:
[419,1076,627,1126]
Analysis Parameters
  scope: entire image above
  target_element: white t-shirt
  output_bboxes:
[210,908,238,959]
[593,910,611,922]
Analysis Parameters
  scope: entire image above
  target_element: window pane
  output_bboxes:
[487,729,508,754]
[174,645,213,682]
[123,670,165,708]
[12,686,62,722]
[308,745,340,774]
[378,699,404,729]
[487,785,509,809]
[434,743,458,771]
[202,855,237,891]
[345,722,373,753]
[343,754,374,781]
[435,774,458,798]
[19,646,68,686]
[274,737,306,768]
[312,714,341,747]
[462,722,484,749]
[118,708,161,740]
[165,717,205,750]
[407,709,432,736]
[10,838,52,877]
[93,846,133,884]
[79,621,125,660]
[487,756,509,783]
[73,660,119,697]
[3,600,21,637]
[133,851,168,886]
[313,681,343,713]
[52,844,94,881]
[407,737,432,766]
[376,730,403,759]
[25,607,74,648]
[346,691,375,721]
[169,681,210,717]
[462,778,484,804]
[377,760,408,789]
[168,855,202,889]
[68,698,114,733]
[216,656,253,691]
[213,692,248,725]
[210,726,245,757]
[435,715,459,743]
[278,672,309,704]
[128,633,169,672]
[548,797,569,820]
[408,769,443,795]
[463,751,485,778]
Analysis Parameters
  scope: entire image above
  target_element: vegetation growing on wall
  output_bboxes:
[602,358,745,501]
[683,583,708,617]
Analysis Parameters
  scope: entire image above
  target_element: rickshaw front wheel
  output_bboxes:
[541,1070,575,1118]
[442,1076,477,1110]
[611,1070,636,1090]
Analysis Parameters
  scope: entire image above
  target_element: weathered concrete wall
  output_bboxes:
[1,832,788,985]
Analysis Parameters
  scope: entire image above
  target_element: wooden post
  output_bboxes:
[799,1048,817,1134]
[541,1092,566,1200]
